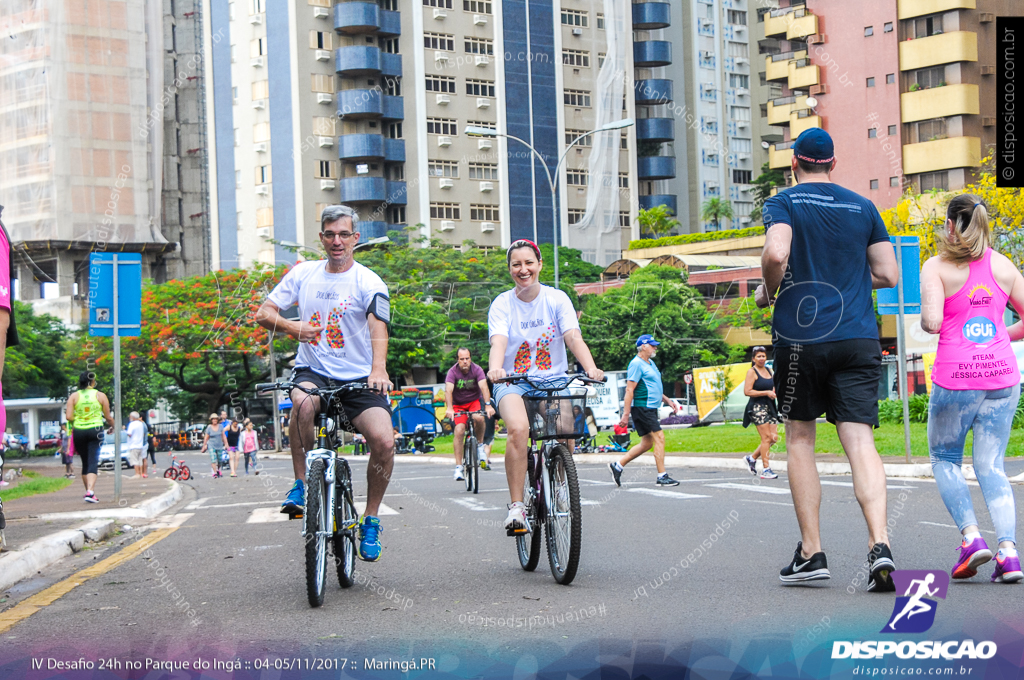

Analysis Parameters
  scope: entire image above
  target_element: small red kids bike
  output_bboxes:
[163,455,192,481]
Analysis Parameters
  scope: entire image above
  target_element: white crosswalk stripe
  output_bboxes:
[450,498,501,511]
[704,482,791,495]
[627,488,709,499]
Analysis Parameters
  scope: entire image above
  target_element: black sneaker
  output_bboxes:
[656,474,680,486]
[608,462,622,487]
[780,541,831,583]
[867,543,896,592]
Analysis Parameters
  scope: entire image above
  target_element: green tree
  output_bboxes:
[700,197,734,231]
[4,301,71,400]
[712,366,736,422]
[752,162,787,212]
[637,205,682,239]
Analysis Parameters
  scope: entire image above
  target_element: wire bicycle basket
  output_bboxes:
[523,387,588,441]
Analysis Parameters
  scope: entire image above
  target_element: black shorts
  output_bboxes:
[631,407,662,437]
[291,367,391,432]
[773,338,881,425]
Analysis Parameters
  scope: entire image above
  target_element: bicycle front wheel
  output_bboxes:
[304,458,329,607]
[179,466,191,481]
[517,452,542,571]
[334,461,357,588]
[544,444,582,585]
[464,436,475,493]
[469,436,479,494]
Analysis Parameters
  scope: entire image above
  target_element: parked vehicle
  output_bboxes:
[98,430,131,470]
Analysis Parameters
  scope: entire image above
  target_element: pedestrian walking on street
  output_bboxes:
[241,419,259,475]
[126,412,148,478]
[756,128,899,590]
[59,423,74,478]
[65,372,114,503]
[201,413,228,478]
[920,195,1024,584]
[608,334,681,487]
[225,417,242,476]
[742,346,780,479]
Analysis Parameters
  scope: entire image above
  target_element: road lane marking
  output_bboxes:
[739,498,792,507]
[704,483,791,495]
[354,501,398,516]
[449,498,501,511]
[919,521,994,535]
[819,480,917,490]
[0,528,178,634]
[627,488,710,499]
[146,513,194,529]
[247,507,290,523]
[185,498,210,509]
[193,500,281,509]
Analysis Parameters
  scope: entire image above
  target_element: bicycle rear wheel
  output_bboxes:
[544,444,582,585]
[304,458,329,607]
[163,466,177,480]
[179,466,191,481]
[517,452,542,571]
[333,460,357,588]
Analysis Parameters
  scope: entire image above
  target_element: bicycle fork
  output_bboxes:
[303,449,337,541]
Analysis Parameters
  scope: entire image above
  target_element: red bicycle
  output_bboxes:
[163,455,192,481]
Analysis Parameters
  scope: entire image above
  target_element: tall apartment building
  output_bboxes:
[207,0,638,269]
[660,0,757,233]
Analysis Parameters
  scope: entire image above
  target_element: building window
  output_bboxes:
[424,32,455,51]
[702,151,719,167]
[309,30,333,50]
[313,116,335,136]
[564,89,592,107]
[913,66,945,90]
[389,206,406,224]
[249,0,264,13]
[379,0,397,8]
[308,0,331,6]
[425,75,457,93]
[621,134,628,150]
[883,22,893,33]
[465,79,495,97]
[866,77,875,87]
[470,204,499,221]
[869,179,879,190]
[619,212,630,228]
[596,13,604,29]
[618,173,628,189]
[566,169,588,185]
[316,160,337,179]
[920,171,948,191]
[568,209,586,224]
[253,122,270,142]
[916,117,947,142]
[561,9,588,27]
[424,0,452,7]
[468,163,498,180]
[701,117,718,134]
[252,80,269,100]
[386,165,405,181]
[726,9,746,25]
[428,160,459,178]
[733,169,752,184]
[388,122,403,139]
[868,127,877,138]
[256,207,273,227]
[251,37,266,57]
[729,106,750,121]
[465,37,494,55]
[426,117,458,135]
[463,0,491,13]
[232,86,238,103]
[565,129,592,146]
[562,49,590,67]
[913,14,943,39]
[256,165,271,184]
[378,37,399,54]
[467,120,495,132]
[430,202,461,220]
[864,26,873,36]
[311,74,334,93]
[886,73,896,84]
[888,124,897,136]
[235,169,241,187]
[890,176,900,187]
[729,74,749,89]
[598,53,606,68]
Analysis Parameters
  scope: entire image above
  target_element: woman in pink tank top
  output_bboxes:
[920,194,1024,584]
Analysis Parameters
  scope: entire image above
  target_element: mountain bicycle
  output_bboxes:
[162,455,191,481]
[256,380,366,608]
[457,407,488,494]
[494,373,602,585]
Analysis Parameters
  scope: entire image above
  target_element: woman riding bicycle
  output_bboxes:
[486,239,603,533]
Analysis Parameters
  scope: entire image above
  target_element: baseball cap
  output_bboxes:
[636,334,660,347]
[793,128,835,165]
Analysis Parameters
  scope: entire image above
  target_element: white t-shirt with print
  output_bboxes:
[267,260,389,381]
[487,285,580,377]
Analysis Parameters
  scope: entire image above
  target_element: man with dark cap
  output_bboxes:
[755,128,899,591]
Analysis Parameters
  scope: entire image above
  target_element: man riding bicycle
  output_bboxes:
[444,347,495,480]
[256,204,394,562]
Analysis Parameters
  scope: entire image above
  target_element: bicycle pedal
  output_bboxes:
[506,526,530,537]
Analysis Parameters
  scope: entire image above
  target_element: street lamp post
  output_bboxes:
[466,119,634,289]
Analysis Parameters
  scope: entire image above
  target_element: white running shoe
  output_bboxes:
[454,465,465,481]
[504,501,529,533]
[760,468,778,479]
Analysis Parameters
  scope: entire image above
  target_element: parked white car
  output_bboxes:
[659,399,698,421]
[98,430,131,470]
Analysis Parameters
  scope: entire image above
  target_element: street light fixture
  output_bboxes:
[466,118,634,288]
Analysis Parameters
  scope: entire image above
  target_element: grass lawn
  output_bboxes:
[3,469,73,501]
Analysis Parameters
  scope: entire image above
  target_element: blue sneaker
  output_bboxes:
[280,479,305,517]
[359,516,382,562]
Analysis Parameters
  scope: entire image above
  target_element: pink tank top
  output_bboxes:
[931,249,1019,391]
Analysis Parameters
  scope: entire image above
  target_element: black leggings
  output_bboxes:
[73,427,104,476]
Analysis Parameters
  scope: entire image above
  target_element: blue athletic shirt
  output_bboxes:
[627,355,663,409]
[763,183,890,346]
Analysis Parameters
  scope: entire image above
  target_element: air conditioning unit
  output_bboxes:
[477,138,492,150]
[433,8,447,19]
[320,179,336,190]
[252,99,265,109]
[476,97,490,109]
[436,94,451,105]
[809,83,829,95]
[315,50,331,62]
[437,136,452,147]
[572,28,582,36]
[313,7,329,18]
[256,227,270,237]
[249,13,263,24]
[980,65,996,75]
[316,93,333,104]
[475,55,489,66]
[479,181,493,193]
[481,222,496,233]
[254,142,268,153]
[983,116,996,127]
[435,51,450,64]
[736,57,749,65]
[439,178,454,189]
[439,220,455,231]
[737,153,751,160]
[317,136,333,148]
[473,14,487,26]
[255,185,269,195]
[736,87,750,96]
[736,120,749,127]
[980,12,995,22]
[251,57,264,68]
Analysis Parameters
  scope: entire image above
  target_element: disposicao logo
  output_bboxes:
[963,316,997,344]
[883,570,947,634]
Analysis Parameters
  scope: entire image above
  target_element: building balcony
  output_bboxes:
[338,134,385,160]
[788,59,819,89]
[337,88,383,118]
[631,2,670,30]
[898,0,975,21]
[381,52,402,77]
[633,41,672,68]
[786,11,817,40]
[767,98,794,125]
[635,117,674,143]
[382,95,403,120]
[639,194,677,214]
[765,50,805,81]
[335,46,403,77]
[334,2,401,36]
[901,83,979,123]
[340,176,386,203]
[899,31,977,71]
[902,136,980,175]
[637,156,676,180]
[790,111,821,137]
[634,79,672,104]
[357,221,389,241]
[769,142,794,170]
[385,138,405,162]
[385,180,407,205]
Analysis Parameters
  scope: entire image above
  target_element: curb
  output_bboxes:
[0,518,116,593]
[30,481,183,522]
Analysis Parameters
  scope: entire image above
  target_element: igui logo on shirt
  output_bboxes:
[963,316,996,344]
[968,284,993,307]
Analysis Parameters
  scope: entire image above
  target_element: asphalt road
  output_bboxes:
[2,452,1023,675]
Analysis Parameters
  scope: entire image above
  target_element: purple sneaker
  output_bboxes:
[991,553,1024,583]
[952,537,993,579]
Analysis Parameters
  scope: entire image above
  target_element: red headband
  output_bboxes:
[506,239,542,265]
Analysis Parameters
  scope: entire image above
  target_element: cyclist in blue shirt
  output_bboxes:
[608,334,680,486]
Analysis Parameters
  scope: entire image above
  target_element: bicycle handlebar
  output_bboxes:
[255,381,373,396]
[494,372,606,386]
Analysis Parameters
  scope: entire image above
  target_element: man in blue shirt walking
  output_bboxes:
[608,334,681,487]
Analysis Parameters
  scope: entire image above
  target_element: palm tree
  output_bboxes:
[637,205,681,239]
[700,197,734,232]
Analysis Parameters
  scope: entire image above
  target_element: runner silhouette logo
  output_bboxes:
[881,570,949,634]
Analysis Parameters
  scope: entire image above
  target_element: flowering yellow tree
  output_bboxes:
[882,156,1024,268]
